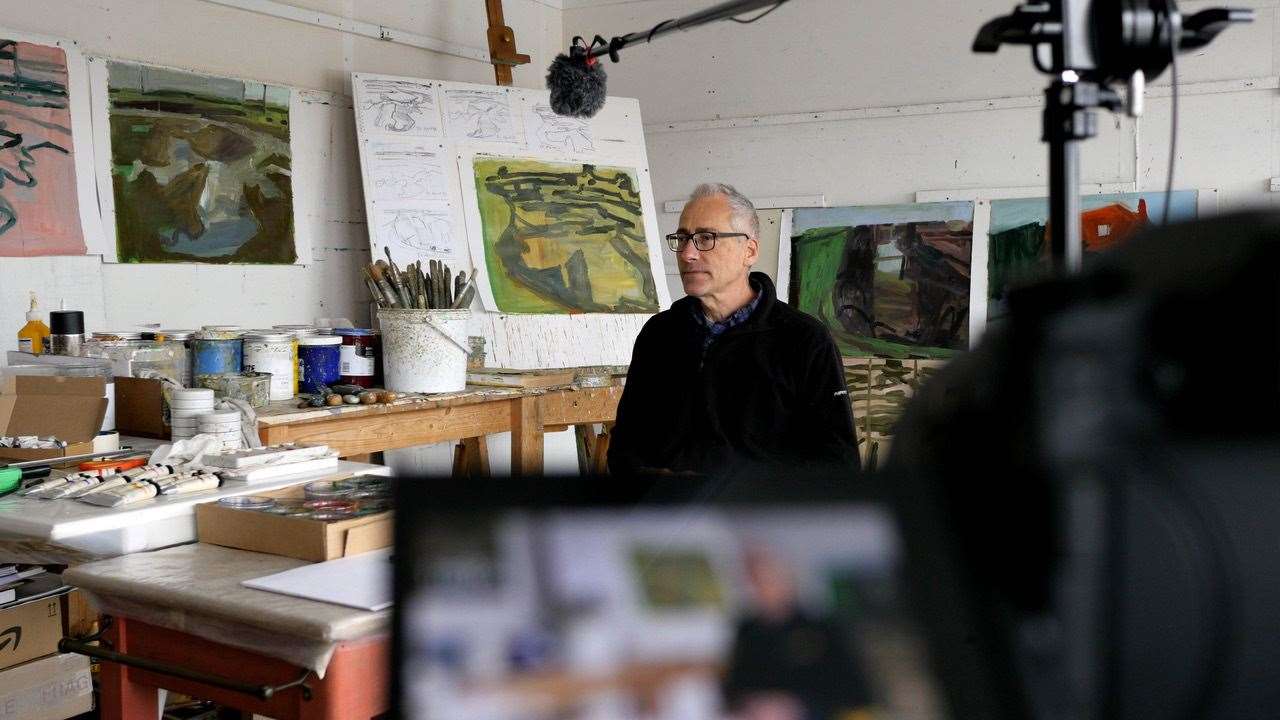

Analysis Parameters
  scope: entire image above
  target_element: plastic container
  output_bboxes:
[192,331,243,376]
[297,336,342,393]
[153,330,195,386]
[334,328,379,388]
[17,294,50,355]
[377,309,470,394]
[243,331,297,401]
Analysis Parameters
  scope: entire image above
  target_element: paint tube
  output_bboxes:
[19,477,70,497]
[78,480,159,508]
[33,476,104,500]
[67,474,131,498]
[121,465,176,481]
[153,472,221,496]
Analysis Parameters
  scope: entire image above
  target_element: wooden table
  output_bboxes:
[255,382,624,476]
[63,544,390,720]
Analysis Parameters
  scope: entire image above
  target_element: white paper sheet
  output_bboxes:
[523,101,595,155]
[242,548,393,612]
[442,87,519,144]
[354,77,441,139]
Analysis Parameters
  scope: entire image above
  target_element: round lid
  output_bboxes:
[156,329,195,340]
[25,309,41,322]
[333,327,377,337]
[49,310,84,335]
[173,388,215,400]
[218,496,276,510]
[199,410,242,422]
[273,324,317,332]
[242,331,294,343]
[313,327,336,336]
[195,330,243,341]
[202,325,241,331]
[92,331,143,341]
[298,335,343,346]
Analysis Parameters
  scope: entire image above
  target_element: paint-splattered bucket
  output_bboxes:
[195,371,272,408]
[377,309,471,394]
[192,331,243,377]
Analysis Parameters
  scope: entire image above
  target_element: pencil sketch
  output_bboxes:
[444,88,517,143]
[369,147,448,202]
[357,79,440,138]
[524,103,594,154]
[377,207,457,256]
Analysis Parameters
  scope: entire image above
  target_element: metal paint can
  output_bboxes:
[242,331,298,401]
[192,331,243,376]
[153,330,194,386]
[296,336,342,394]
[377,309,470,394]
[195,371,272,408]
[334,328,379,388]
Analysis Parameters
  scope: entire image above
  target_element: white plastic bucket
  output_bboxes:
[377,309,471,394]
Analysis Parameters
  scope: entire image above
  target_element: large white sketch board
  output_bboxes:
[351,74,670,368]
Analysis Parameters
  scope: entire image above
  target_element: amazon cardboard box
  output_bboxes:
[0,652,93,720]
[0,376,108,463]
[197,485,392,562]
[0,595,63,672]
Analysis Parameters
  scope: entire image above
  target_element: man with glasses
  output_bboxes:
[608,183,860,477]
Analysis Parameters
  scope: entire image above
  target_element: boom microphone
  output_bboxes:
[547,37,609,119]
[547,0,793,118]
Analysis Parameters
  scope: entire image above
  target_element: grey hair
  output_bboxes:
[689,183,760,240]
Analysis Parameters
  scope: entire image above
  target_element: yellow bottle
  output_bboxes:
[18,293,50,355]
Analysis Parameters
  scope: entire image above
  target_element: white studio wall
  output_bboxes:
[561,0,1280,302]
[0,0,564,337]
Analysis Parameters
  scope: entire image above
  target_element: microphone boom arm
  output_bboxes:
[585,0,790,61]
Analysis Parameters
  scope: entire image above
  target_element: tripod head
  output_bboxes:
[976,2,1252,86]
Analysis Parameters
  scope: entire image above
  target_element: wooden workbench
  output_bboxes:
[254,382,624,476]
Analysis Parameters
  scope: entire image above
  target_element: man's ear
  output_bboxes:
[744,237,760,267]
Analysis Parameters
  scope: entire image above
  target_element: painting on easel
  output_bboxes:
[987,190,1197,318]
[0,38,86,256]
[104,62,295,264]
[472,157,660,314]
[790,202,974,359]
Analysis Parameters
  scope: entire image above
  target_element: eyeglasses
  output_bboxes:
[665,231,749,252]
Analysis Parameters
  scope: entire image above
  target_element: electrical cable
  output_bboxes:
[1164,0,1181,227]
[730,0,789,24]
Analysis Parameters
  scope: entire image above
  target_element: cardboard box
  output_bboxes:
[196,486,392,562]
[0,376,107,463]
[0,595,64,672]
[0,653,93,720]
[114,376,168,439]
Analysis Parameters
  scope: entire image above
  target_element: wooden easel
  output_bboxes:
[485,0,531,86]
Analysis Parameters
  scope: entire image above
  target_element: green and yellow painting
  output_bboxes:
[630,547,725,611]
[473,157,659,314]
[791,203,974,358]
[107,62,294,263]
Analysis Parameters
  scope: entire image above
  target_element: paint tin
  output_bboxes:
[297,336,342,393]
[192,331,244,376]
[243,331,298,401]
[48,310,85,356]
[195,372,272,408]
[378,309,471,394]
[334,328,380,388]
[153,330,195,386]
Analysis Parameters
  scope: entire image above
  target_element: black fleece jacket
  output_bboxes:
[608,272,860,477]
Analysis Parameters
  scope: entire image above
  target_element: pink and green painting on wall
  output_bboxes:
[107,62,295,263]
[0,39,86,256]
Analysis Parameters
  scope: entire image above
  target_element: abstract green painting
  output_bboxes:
[791,202,974,359]
[473,157,659,314]
[107,62,294,263]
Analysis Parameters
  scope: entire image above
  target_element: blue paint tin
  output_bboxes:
[297,336,343,393]
[192,331,244,377]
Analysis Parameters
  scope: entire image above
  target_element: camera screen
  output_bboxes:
[398,504,943,720]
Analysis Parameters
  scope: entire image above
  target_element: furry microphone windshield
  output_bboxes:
[546,43,608,118]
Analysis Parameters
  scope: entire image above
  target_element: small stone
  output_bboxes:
[343,394,361,404]
[379,391,398,404]
[359,392,379,404]
[325,394,344,406]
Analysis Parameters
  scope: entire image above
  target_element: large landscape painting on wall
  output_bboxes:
[106,62,295,264]
[790,202,974,358]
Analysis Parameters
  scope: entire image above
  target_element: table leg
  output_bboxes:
[510,396,543,476]
[99,617,161,720]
